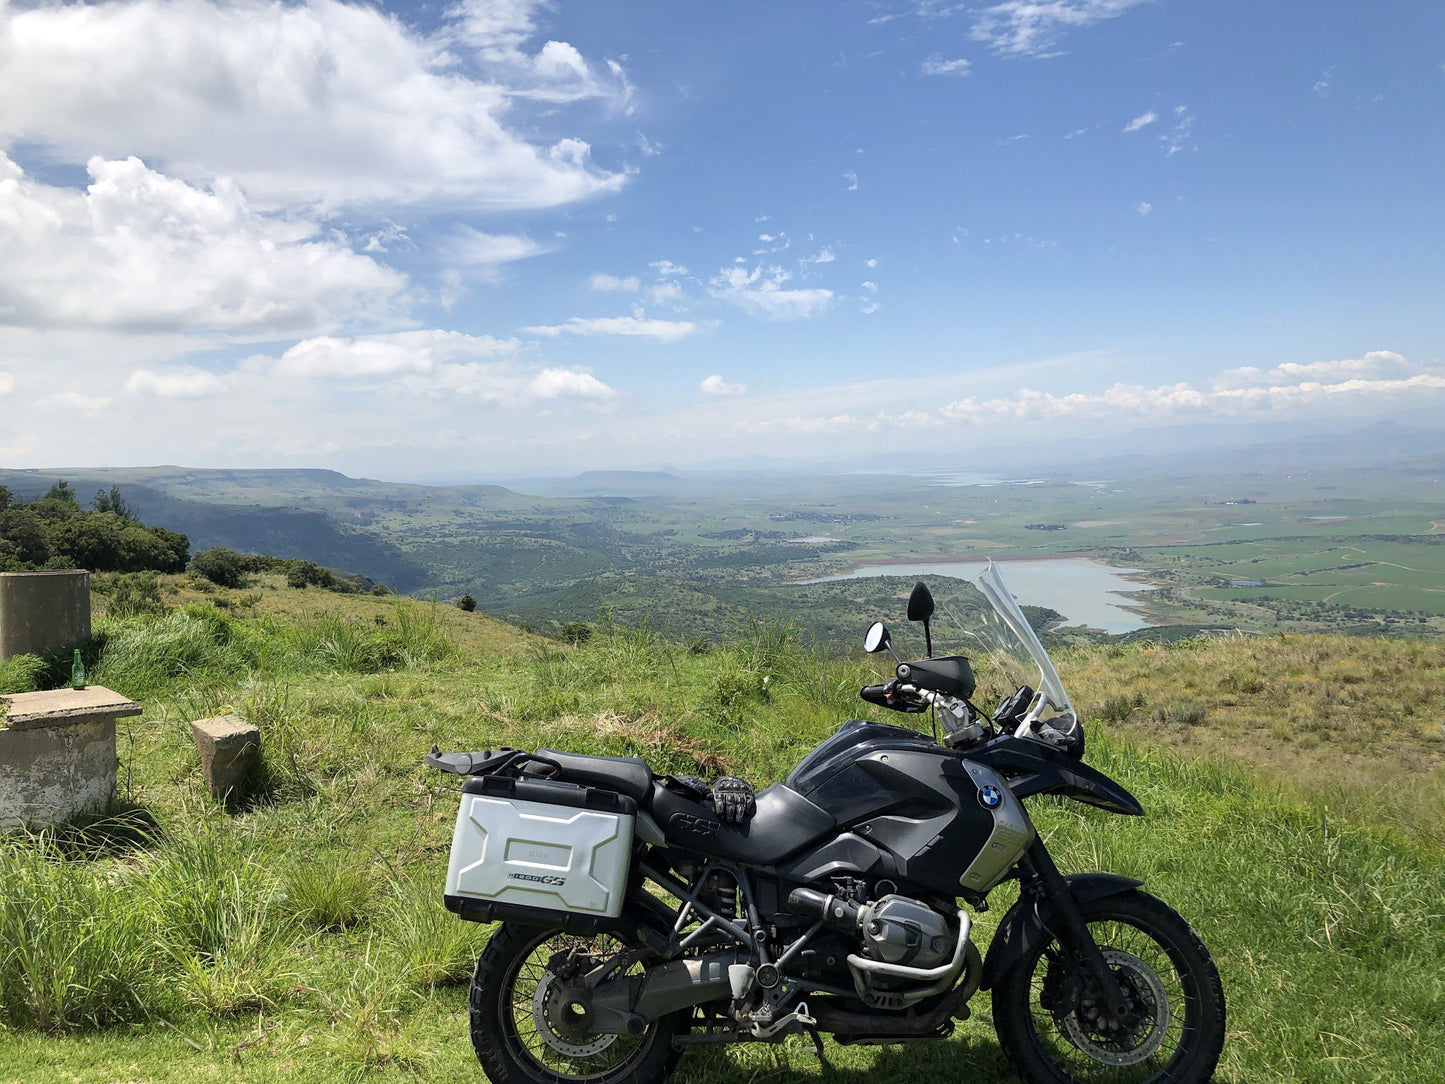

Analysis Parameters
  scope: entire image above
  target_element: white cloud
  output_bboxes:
[865,258,879,269]
[843,171,859,192]
[1136,201,1153,216]
[700,374,746,396]
[0,371,17,396]
[650,260,689,277]
[809,246,837,264]
[447,227,546,268]
[921,55,971,77]
[971,0,1151,58]
[710,265,833,320]
[1216,351,1416,389]
[126,365,229,398]
[1161,106,1194,157]
[920,353,1445,427]
[523,315,697,342]
[1123,111,1158,133]
[646,281,686,306]
[0,153,404,334]
[0,0,626,211]
[861,281,879,293]
[242,329,614,404]
[1313,68,1334,99]
[588,273,642,292]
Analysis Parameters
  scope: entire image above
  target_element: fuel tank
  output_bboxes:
[783,720,1034,897]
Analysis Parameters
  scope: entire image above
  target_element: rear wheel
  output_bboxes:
[993,889,1225,1084]
[469,923,685,1084]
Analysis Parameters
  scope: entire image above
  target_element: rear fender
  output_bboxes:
[979,873,1143,990]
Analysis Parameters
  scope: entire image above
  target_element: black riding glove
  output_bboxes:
[710,777,756,824]
[668,773,712,800]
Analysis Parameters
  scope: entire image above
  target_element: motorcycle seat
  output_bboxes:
[650,781,836,865]
[535,749,654,804]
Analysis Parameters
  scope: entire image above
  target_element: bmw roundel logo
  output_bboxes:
[979,784,1003,809]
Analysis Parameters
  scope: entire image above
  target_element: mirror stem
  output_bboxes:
[922,618,933,659]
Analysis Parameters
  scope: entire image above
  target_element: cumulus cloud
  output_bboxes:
[700,374,747,396]
[921,55,971,77]
[918,353,1445,427]
[236,329,615,403]
[1136,201,1153,216]
[843,171,858,192]
[646,281,686,306]
[1216,351,1416,389]
[971,0,1151,58]
[523,315,697,342]
[0,372,16,396]
[710,265,833,320]
[0,153,404,334]
[126,366,229,398]
[589,273,641,292]
[0,0,626,211]
[1123,111,1158,132]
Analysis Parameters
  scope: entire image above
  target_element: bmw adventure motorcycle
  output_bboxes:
[428,562,1225,1083]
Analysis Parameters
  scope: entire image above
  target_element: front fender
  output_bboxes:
[979,873,1143,990]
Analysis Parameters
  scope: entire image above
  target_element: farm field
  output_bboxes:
[4,445,1444,641]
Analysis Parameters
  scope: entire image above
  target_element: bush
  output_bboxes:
[105,571,165,618]
[560,621,592,644]
[456,594,476,613]
[190,547,249,589]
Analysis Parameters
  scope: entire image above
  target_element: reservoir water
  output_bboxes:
[799,559,1155,634]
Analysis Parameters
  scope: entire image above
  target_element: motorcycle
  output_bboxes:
[427,562,1225,1083]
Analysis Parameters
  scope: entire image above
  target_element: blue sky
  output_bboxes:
[0,0,1441,477]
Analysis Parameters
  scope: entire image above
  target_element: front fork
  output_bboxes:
[1020,840,1130,1019]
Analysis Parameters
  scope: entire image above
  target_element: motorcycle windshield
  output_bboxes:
[933,562,1078,740]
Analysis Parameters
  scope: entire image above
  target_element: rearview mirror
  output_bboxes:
[907,581,935,622]
[863,621,891,654]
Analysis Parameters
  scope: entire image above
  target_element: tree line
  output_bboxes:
[0,481,190,574]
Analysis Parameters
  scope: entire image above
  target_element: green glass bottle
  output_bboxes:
[71,649,86,690]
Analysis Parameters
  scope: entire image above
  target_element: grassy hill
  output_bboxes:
[0,585,1441,1083]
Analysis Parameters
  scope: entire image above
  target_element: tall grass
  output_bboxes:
[0,839,161,1031]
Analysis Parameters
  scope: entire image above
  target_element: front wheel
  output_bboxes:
[993,889,1225,1084]
[469,923,685,1084]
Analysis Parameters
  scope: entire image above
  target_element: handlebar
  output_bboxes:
[859,679,930,714]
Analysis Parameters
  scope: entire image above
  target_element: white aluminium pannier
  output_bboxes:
[445,775,637,921]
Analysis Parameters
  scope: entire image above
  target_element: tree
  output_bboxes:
[456,594,477,612]
[42,480,78,506]
[92,485,135,521]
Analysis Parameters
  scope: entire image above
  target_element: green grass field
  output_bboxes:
[1,586,1442,1083]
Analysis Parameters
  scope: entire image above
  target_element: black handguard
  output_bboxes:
[710,776,757,824]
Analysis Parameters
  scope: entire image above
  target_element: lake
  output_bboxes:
[798,558,1156,634]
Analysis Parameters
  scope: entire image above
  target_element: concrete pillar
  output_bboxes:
[191,714,261,800]
[0,570,92,661]
[0,686,141,830]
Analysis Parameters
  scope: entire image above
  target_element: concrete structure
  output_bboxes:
[191,714,261,800]
[0,686,141,830]
[0,570,91,661]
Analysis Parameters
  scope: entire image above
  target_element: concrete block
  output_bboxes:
[191,714,261,799]
[0,686,140,831]
[0,570,91,661]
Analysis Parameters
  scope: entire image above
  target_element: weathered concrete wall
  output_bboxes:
[0,687,140,830]
[0,570,91,660]
[0,717,117,830]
